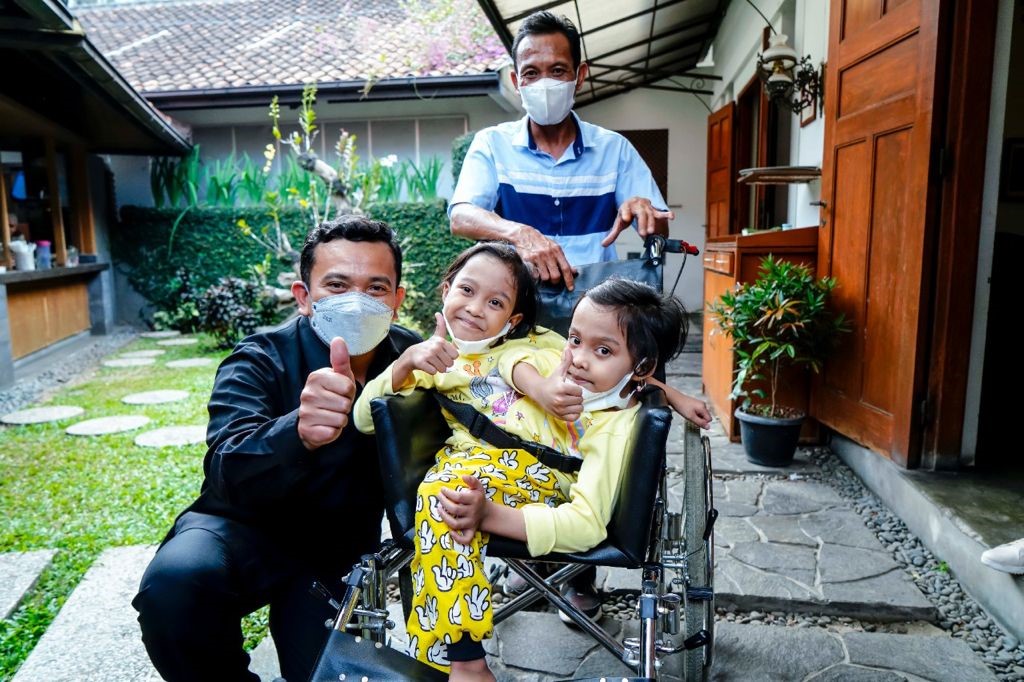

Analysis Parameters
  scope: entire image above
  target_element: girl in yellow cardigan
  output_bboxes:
[354,243,709,680]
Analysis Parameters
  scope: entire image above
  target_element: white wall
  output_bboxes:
[583,88,711,314]
[707,0,829,229]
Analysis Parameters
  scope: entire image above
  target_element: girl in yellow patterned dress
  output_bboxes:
[355,244,710,680]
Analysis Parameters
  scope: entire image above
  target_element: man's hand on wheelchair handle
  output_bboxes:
[514,223,576,291]
[298,337,356,450]
[514,349,583,422]
[391,313,458,390]
[601,197,674,248]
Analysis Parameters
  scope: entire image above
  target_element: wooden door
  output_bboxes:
[813,0,945,467]
[705,103,734,239]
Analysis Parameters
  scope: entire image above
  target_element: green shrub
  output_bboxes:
[115,203,471,334]
[450,131,476,185]
[151,268,202,333]
[199,276,279,349]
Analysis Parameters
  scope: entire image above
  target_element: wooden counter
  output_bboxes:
[701,228,819,441]
[1,263,109,359]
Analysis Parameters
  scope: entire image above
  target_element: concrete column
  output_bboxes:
[87,268,115,335]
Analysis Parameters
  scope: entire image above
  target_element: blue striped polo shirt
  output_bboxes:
[449,113,668,266]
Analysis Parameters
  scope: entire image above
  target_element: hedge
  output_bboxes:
[450,131,476,185]
[114,203,471,334]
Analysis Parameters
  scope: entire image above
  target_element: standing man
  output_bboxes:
[133,216,420,681]
[449,10,674,291]
[449,10,673,621]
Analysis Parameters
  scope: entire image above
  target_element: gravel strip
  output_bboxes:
[0,328,137,416]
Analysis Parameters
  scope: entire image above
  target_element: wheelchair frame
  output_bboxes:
[319,418,715,681]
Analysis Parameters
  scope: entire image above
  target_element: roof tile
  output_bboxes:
[76,0,509,94]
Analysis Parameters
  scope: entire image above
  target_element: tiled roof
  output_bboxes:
[75,0,510,94]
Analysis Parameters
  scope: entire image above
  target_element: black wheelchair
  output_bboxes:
[310,239,716,681]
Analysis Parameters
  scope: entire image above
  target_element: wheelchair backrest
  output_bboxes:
[370,388,673,563]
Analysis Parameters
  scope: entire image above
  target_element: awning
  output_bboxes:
[475,0,726,106]
[0,0,190,155]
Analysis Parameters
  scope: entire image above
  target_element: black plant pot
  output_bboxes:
[735,408,804,467]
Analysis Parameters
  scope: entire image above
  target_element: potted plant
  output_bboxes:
[708,256,849,466]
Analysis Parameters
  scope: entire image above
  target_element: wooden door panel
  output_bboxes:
[814,0,941,466]
[838,34,919,118]
[706,103,734,239]
[824,141,870,398]
[840,1,919,52]
[862,129,911,412]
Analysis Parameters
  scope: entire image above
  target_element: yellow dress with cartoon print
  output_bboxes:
[354,330,639,672]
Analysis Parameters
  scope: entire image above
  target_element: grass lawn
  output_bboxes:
[0,335,258,679]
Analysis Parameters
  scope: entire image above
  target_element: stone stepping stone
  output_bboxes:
[711,622,996,682]
[156,338,198,346]
[121,390,189,405]
[12,545,160,682]
[166,358,214,369]
[66,415,151,436]
[708,487,936,621]
[139,330,180,339]
[0,549,56,619]
[102,358,156,368]
[248,636,281,681]
[118,350,166,358]
[1,406,84,425]
[134,425,206,448]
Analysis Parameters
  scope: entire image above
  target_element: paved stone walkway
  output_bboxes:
[2,351,1005,681]
[0,550,55,620]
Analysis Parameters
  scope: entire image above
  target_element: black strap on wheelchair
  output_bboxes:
[432,393,582,474]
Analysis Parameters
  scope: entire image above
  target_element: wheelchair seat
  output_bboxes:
[370,387,672,567]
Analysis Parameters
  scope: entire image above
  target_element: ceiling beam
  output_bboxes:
[586,12,716,63]
[589,62,721,80]
[579,0,692,37]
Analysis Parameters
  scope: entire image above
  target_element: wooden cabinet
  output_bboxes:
[702,227,819,441]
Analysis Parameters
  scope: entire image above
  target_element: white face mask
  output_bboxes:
[579,370,636,412]
[443,313,512,356]
[308,290,393,356]
[519,76,577,126]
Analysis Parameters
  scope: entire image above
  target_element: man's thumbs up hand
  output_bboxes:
[330,337,353,380]
[299,336,358,451]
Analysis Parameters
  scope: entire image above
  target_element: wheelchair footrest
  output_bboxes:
[685,586,714,602]
[310,630,447,682]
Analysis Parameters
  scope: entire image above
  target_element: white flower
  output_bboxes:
[380,154,399,168]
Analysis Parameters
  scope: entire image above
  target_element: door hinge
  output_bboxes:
[919,396,934,428]
[935,146,953,178]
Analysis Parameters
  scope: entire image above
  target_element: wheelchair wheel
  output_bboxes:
[681,423,714,681]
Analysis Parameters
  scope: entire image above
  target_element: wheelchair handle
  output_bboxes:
[643,235,700,268]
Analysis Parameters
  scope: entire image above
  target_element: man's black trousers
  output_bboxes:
[133,512,357,682]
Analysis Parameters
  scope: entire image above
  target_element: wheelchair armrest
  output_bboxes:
[604,386,672,565]
[370,392,450,542]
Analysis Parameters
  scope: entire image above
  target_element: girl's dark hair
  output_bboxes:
[300,215,402,286]
[440,242,537,337]
[575,278,688,376]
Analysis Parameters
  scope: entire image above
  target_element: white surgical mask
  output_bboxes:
[519,76,577,126]
[308,290,393,356]
[443,313,512,356]
[580,370,636,412]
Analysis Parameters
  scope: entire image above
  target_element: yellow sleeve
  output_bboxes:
[353,363,439,434]
[496,329,566,391]
[520,411,637,556]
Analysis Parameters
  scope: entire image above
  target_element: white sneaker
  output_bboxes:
[981,538,1024,574]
